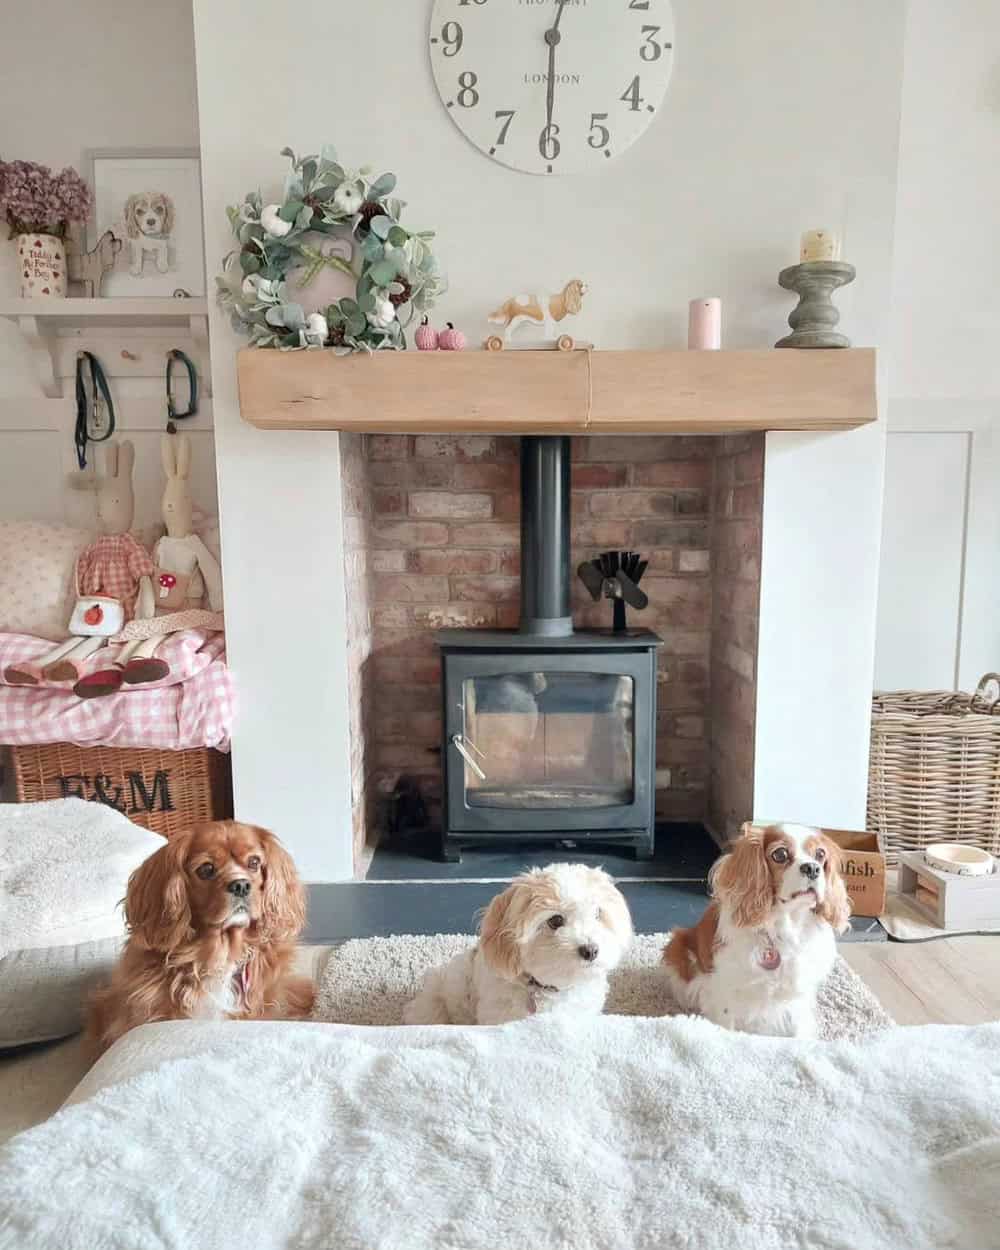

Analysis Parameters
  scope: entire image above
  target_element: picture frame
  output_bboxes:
[85,148,205,298]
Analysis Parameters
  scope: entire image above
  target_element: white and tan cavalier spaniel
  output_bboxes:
[124,190,175,275]
[663,823,851,1038]
[404,864,633,1026]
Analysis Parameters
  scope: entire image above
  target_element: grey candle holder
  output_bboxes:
[775,260,856,349]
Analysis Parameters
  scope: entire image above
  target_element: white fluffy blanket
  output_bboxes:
[1,1016,999,1250]
[0,798,163,957]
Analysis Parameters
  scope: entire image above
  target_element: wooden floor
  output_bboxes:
[843,937,1000,1026]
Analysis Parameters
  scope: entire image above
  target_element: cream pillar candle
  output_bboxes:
[800,229,840,263]
[687,297,721,349]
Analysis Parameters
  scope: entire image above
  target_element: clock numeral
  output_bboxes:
[457,71,480,108]
[588,113,611,150]
[539,122,561,162]
[441,21,464,57]
[458,0,487,5]
[620,75,644,112]
[640,25,664,61]
[494,110,517,147]
[628,0,650,9]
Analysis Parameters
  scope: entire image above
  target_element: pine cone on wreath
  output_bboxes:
[357,200,384,234]
[388,279,412,308]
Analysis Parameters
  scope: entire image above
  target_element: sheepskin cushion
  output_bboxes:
[0,798,164,1048]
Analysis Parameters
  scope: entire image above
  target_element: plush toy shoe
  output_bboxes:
[2,661,42,686]
[73,666,125,699]
[121,657,170,685]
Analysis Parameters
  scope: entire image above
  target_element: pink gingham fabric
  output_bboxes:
[76,534,155,620]
[0,630,233,751]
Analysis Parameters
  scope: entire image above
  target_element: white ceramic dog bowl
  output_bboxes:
[923,843,995,877]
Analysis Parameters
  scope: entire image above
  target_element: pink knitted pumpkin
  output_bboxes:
[438,322,466,352]
[415,317,439,351]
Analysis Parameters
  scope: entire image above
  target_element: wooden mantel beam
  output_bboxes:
[237,346,876,436]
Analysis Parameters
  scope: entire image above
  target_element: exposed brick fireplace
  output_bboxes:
[341,431,763,871]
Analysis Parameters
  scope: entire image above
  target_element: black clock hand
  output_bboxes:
[544,0,569,133]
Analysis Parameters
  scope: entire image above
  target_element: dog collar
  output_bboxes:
[523,973,560,995]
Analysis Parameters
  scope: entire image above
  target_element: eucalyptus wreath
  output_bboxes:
[217,145,445,352]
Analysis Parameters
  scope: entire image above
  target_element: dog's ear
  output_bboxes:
[592,869,634,945]
[816,836,852,934]
[125,834,192,952]
[161,192,176,236]
[710,830,773,928]
[479,882,524,981]
[124,194,142,239]
[255,826,306,943]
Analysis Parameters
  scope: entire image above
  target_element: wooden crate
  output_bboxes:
[8,742,232,838]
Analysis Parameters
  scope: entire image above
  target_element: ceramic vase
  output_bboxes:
[16,233,67,298]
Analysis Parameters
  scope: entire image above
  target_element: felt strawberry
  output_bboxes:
[83,604,103,626]
[438,323,466,352]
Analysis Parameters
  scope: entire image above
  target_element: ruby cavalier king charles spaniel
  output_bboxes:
[663,822,851,1038]
[88,820,315,1053]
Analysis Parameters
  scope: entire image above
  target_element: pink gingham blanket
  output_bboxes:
[0,631,233,751]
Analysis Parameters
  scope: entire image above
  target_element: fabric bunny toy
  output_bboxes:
[112,432,223,686]
[3,441,154,694]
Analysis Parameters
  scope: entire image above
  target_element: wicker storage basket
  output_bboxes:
[8,742,232,838]
[868,674,1000,863]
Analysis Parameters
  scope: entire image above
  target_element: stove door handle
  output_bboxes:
[451,734,487,781]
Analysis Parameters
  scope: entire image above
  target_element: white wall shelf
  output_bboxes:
[0,298,209,398]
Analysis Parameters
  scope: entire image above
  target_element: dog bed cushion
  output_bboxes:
[0,798,163,1047]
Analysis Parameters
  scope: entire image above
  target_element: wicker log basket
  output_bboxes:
[8,742,232,838]
[868,673,1000,864]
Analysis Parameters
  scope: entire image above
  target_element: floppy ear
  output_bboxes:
[710,831,773,928]
[161,432,177,478]
[478,882,524,981]
[816,837,852,934]
[161,193,176,236]
[125,834,192,951]
[175,434,192,480]
[124,194,141,238]
[593,869,634,944]
[256,826,306,943]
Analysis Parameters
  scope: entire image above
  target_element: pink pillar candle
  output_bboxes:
[688,297,721,350]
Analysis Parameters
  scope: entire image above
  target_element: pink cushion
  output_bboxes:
[0,522,92,642]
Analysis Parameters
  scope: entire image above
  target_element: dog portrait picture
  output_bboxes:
[124,190,176,276]
[88,149,205,297]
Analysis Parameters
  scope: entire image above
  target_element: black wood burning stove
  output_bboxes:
[437,436,661,862]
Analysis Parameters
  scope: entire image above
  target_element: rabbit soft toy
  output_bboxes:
[4,441,155,693]
[112,432,223,686]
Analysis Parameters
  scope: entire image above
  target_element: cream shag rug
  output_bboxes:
[312,933,892,1041]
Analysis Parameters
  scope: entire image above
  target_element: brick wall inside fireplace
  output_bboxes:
[341,431,763,869]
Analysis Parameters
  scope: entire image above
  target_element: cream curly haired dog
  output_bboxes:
[404,864,633,1026]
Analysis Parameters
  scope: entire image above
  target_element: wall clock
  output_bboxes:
[429,0,675,176]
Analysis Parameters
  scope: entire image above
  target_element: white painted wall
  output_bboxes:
[192,0,905,865]
[875,0,1000,692]
[0,0,215,532]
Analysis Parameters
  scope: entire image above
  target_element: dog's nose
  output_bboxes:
[578,944,598,963]
[227,878,252,899]
[800,862,821,881]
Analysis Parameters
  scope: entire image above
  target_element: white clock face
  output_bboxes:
[429,0,675,176]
